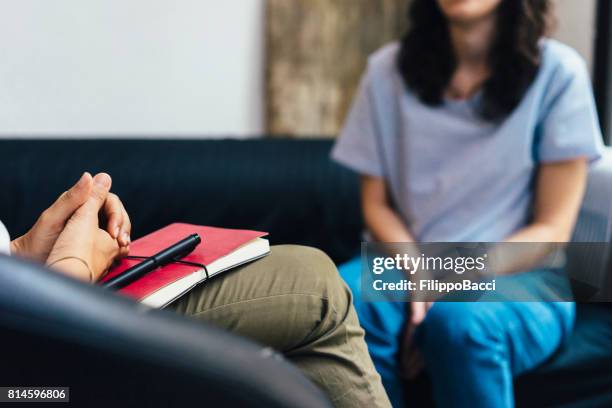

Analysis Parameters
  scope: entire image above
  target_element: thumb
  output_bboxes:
[46,172,93,223]
[81,173,112,215]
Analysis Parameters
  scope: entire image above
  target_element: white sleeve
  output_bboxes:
[0,221,10,255]
[331,67,385,178]
[537,51,604,163]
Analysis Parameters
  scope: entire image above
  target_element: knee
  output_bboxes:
[271,245,351,314]
[420,303,503,357]
[264,246,355,346]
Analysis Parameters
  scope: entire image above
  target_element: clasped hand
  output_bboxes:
[400,301,434,380]
[10,172,131,282]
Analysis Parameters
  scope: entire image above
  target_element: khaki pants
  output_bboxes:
[172,245,391,408]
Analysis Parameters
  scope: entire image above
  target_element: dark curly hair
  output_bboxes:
[398,0,553,121]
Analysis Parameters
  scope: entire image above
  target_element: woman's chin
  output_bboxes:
[438,0,501,25]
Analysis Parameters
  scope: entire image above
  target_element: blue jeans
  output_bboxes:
[339,256,576,408]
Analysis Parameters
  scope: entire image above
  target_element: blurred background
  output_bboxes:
[0,0,607,139]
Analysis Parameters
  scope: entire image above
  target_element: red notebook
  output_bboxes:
[101,223,270,308]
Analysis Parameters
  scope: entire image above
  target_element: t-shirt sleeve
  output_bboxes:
[537,53,604,163]
[331,67,385,178]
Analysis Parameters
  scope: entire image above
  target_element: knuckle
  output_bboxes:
[39,209,51,223]
[62,189,73,202]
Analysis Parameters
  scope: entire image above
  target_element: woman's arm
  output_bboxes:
[362,175,436,378]
[361,175,432,329]
[361,175,415,243]
[507,158,588,242]
[491,158,588,275]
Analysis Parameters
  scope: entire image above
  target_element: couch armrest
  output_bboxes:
[569,148,612,300]
[573,147,612,242]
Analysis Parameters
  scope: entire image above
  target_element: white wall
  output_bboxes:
[0,0,264,137]
[0,1,599,138]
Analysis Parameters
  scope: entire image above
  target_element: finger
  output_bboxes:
[400,322,416,362]
[411,302,427,325]
[402,321,416,347]
[118,205,132,247]
[405,352,425,379]
[406,346,421,365]
[92,229,122,280]
[103,193,124,238]
[400,345,424,380]
[410,352,424,371]
[44,172,93,225]
[81,173,112,216]
[99,229,121,256]
[118,245,130,259]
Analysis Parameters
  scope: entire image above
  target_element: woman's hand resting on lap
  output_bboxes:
[11,172,131,282]
[11,172,131,262]
[46,173,129,282]
[400,301,434,380]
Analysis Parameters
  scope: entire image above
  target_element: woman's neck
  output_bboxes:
[445,15,497,100]
[448,14,497,68]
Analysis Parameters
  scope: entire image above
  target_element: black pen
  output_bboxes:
[103,233,202,290]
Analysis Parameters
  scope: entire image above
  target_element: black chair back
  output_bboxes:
[0,255,332,407]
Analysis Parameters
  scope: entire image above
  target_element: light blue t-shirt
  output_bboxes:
[332,39,604,242]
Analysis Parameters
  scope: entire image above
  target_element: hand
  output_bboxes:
[400,301,434,380]
[46,174,127,282]
[10,172,132,261]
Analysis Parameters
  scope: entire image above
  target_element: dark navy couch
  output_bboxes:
[0,139,610,407]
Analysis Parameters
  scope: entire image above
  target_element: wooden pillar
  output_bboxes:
[266,0,409,137]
